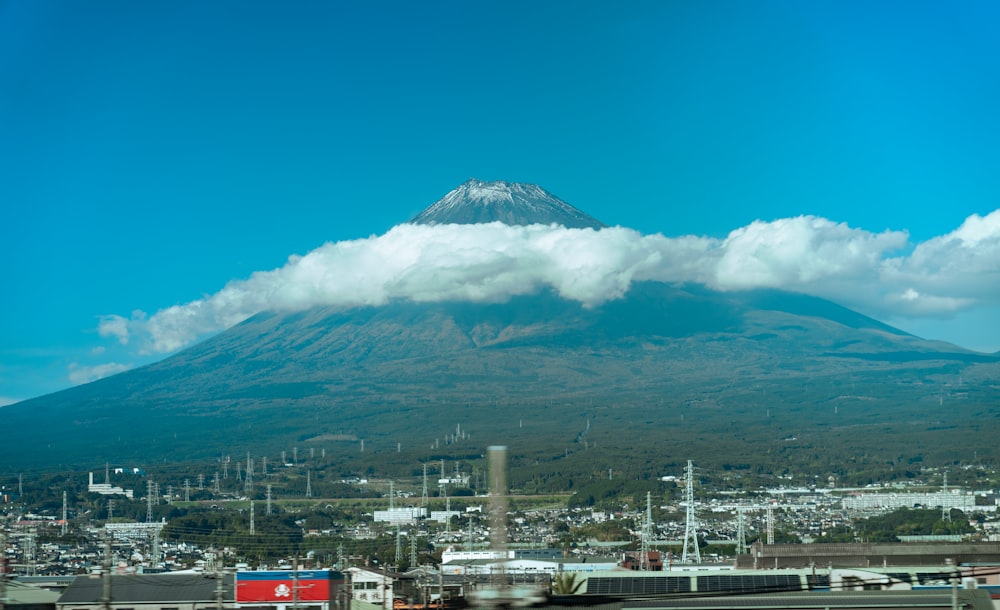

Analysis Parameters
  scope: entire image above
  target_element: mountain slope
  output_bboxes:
[3,282,997,476]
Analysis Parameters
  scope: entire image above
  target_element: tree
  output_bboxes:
[552,571,583,595]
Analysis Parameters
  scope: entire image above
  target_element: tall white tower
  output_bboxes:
[681,460,701,564]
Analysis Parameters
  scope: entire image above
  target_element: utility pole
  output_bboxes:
[102,534,112,610]
[214,552,225,610]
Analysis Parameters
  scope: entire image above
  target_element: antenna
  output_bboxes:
[681,460,701,563]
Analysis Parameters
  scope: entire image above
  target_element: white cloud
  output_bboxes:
[68,362,132,385]
[98,314,131,344]
[101,212,1000,355]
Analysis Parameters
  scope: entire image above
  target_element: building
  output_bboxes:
[86,473,134,499]
[841,491,977,512]
[56,572,233,610]
[346,567,407,606]
[4,579,62,610]
[372,508,427,525]
[739,541,1000,569]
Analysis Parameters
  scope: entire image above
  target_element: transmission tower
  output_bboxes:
[152,527,160,569]
[389,481,395,510]
[735,507,747,555]
[245,457,253,494]
[250,501,255,535]
[639,491,653,570]
[410,534,417,567]
[107,499,114,520]
[184,479,191,502]
[61,491,68,536]
[305,471,312,498]
[766,505,775,545]
[266,485,273,515]
[421,464,429,506]
[395,527,402,564]
[197,474,205,490]
[942,472,951,522]
[213,472,221,494]
[146,480,155,522]
[681,460,701,563]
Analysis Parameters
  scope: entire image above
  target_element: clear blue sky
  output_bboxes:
[2,0,1000,403]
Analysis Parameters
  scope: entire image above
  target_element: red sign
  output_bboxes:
[236,571,338,603]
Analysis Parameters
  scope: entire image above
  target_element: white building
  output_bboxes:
[346,567,399,605]
[87,472,134,499]
[842,491,975,511]
[373,507,427,524]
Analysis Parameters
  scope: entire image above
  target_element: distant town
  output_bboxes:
[4,454,1000,610]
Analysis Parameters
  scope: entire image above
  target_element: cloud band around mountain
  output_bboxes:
[99,210,1000,355]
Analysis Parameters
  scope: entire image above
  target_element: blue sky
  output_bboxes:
[2,0,1000,404]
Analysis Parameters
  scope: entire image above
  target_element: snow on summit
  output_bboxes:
[409,178,607,229]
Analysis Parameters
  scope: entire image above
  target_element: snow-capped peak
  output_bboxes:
[409,179,606,229]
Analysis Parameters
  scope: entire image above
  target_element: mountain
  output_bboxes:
[3,182,1000,484]
[410,178,606,228]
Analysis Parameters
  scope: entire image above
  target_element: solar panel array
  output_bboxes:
[696,574,804,593]
[586,577,692,595]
